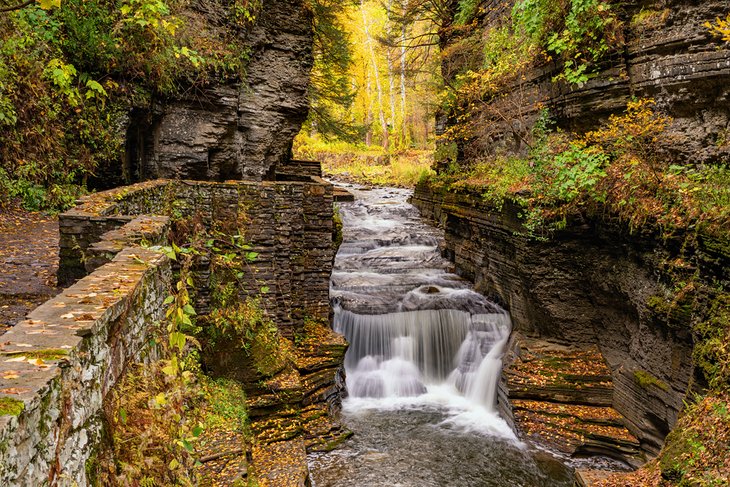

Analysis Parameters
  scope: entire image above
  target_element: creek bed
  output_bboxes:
[309,183,575,486]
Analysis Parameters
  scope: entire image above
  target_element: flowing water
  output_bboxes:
[309,184,573,487]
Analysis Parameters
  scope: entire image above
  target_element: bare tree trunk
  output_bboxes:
[400,15,409,148]
[386,0,397,150]
[361,0,389,153]
[365,62,373,146]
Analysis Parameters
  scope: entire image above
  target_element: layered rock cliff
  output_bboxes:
[417,0,730,469]
[123,0,313,182]
[439,0,730,167]
[412,186,704,459]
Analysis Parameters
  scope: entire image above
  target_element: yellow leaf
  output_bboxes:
[38,0,61,10]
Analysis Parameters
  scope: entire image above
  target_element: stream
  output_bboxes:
[308,184,573,486]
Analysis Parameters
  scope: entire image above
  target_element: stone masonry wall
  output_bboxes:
[59,176,335,338]
[2,174,338,485]
[0,247,171,486]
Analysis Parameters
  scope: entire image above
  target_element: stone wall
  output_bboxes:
[124,0,314,182]
[411,184,707,456]
[0,247,171,486]
[59,176,335,339]
[3,174,340,485]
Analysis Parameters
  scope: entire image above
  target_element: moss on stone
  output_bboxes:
[0,397,25,416]
[692,291,730,391]
[2,349,69,361]
[333,205,343,250]
[633,370,670,392]
[657,394,730,485]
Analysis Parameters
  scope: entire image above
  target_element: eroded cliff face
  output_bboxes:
[124,0,313,182]
[420,0,730,463]
[442,0,730,167]
[411,186,705,458]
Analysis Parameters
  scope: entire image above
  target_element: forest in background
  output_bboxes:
[295,0,443,187]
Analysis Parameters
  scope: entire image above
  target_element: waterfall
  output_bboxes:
[331,185,513,421]
[335,308,510,411]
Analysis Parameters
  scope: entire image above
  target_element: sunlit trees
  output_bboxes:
[303,0,442,152]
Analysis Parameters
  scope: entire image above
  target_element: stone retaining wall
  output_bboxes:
[0,248,171,486]
[58,177,335,338]
[2,175,338,485]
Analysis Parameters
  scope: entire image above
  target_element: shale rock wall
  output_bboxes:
[446,0,730,166]
[411,185,699,457]
[124,0,313,182]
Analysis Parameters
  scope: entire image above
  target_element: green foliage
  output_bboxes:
[0,0,259,212]
[432,99,730,239]
[197,376,249,435]
[206,299,291,377]
[693,293,730,392]
[513,0,621,84]
[454,0,481,25]
[304,0,363,141]
[534,142,609,204]
[658,394,730,486]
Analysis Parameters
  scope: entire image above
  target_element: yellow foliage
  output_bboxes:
[705,14,730,42]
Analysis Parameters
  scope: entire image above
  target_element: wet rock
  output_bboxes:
[411,186,697,458]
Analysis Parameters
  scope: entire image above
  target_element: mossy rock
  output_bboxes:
[633,370,669,392]
[0,397,24,416]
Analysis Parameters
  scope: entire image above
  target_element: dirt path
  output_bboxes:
[0,207,59,334]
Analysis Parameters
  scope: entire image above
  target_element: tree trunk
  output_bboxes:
[361,0,389,153]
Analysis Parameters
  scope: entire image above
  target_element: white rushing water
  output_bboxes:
[331,184,515,439]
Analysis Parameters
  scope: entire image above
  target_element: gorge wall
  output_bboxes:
[122,0,314,183]
[412,186,707,458]
[441,0,730,167]
[418,0,730,465]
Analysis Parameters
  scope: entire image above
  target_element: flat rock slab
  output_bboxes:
[333,187,355,202]
[196,428,249,487]
[575,469,615,486]
[252,438,309,487]
[503,337,642,466]
[0,208,59,334]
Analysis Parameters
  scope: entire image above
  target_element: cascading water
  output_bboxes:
[309,184,572,487]
[336,308,511,411]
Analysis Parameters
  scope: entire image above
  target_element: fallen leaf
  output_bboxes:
[0,387,30,395]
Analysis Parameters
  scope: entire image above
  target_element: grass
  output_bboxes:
[197,376,250,436]
[294,133,435,188]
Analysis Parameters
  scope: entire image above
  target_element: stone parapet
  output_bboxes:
[0,248,171,486]
[58,176,335,338]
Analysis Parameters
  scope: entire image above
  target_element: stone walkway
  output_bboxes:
[0,208,59,335]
